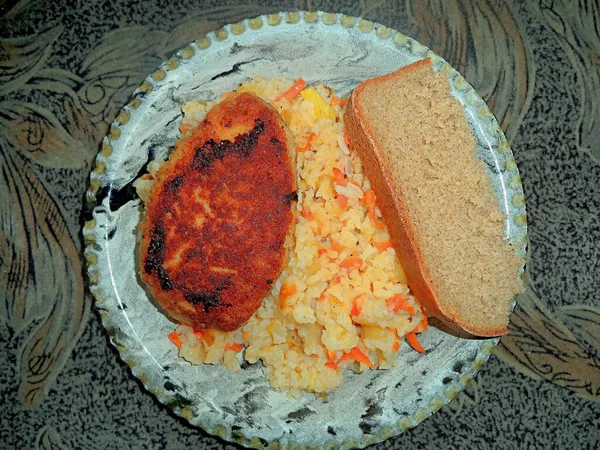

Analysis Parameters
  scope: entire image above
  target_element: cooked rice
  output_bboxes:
[135,76,425,397]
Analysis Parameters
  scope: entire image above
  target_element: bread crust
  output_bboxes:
[344,59,511,337]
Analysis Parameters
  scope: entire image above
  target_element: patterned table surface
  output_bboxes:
[0,1,598,449]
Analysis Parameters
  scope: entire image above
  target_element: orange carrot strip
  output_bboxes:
[280,283,297,297]
[373,239,393,252]
[330,95,346,108]
[225,343,244,352]
[325,361,338,370]
[300,208,315,220]
[364,189,376,206]
[193,330,204,339]
[414,309,429,333]
[332,167,348,186]
[392,341,400,352]
[340,256,363,270]
[326,350,337,362]
[297,143,311,152]
[279,282,297,309]
[336,194,349,210]
[387,327,399,338]
[350,294,364,317]
[364,189,385,230]
[348,178,362,187]
[317,248,328,257]
[386,295,416,315]
[340,347,374,368]
[406,332,425,354]
[350,301,362,317]
[330,238,344,253]
[168,332,182,349]
[274,78,306,102]
[297,132,316,152]
[344,133,352,148]
[203,330,215,346]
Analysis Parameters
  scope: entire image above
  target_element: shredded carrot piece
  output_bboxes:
[392,341,400,352]
[387,327,399,338]
[330,95,346,108]
[373,239,394,252]
[344,133,352,148]
[350,296,362,316]
[325,361,338,370]
[225,343,244,352]
[193,330,204,339]
[297,132,316,152]
[414,309,429,333]
[386,295,416,315]
[274,78,306,102]
[297,142,311,152]
[348,178,362,187]
[300,208,315,220]
[168,332,182,350]
[331,276,341,285]
[363,189,385,230]
[326,350,337,362]
[340,256,363,270]
[332,167,348,186]
[279,282,297,309]
[317,294,327,302]
[280,283,297,297]
[203,330,215,346]
[330,238,344,253]
[317,248,328,257]
[406,332,425,354]
[336,194,349,210]
[340,347,374,368]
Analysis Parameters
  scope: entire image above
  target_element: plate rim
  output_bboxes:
[82,10,527,449]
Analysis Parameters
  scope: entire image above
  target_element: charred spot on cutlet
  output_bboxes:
[184,281,232,312]
[165,176,183,193]
[185,292,222,312]
[282,191,298,205]
[144,225,173,290]
[191,119,266,172]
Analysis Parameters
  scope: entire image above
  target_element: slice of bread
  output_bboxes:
[344,58,524,337]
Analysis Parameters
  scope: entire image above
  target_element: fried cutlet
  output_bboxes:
[140,92,297,331]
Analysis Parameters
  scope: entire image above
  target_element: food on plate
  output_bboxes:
[138,92,297,332]
[344,58,524,337]
[136,76,426,396]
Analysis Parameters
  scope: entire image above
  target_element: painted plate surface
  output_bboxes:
[83,11,527,449]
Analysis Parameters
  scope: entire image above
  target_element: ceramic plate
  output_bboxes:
[83,11,527,449]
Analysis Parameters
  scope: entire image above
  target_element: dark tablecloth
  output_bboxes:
[1,1,598,449]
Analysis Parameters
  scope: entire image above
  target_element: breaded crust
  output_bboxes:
[140,93,297,331]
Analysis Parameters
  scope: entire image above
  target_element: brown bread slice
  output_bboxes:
[344,58,524,337]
